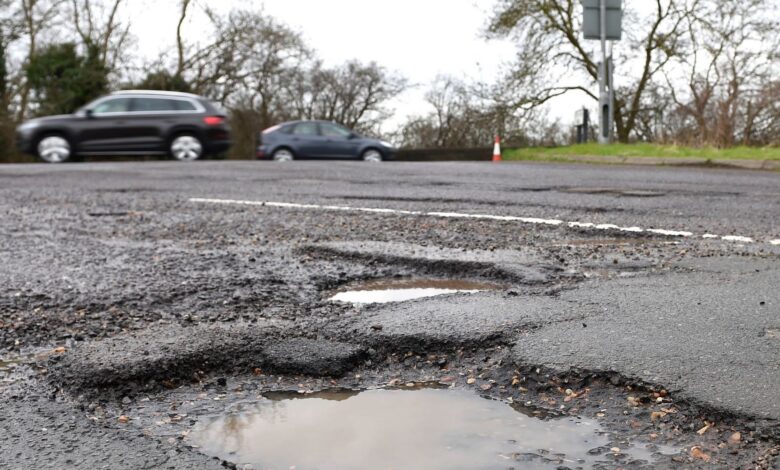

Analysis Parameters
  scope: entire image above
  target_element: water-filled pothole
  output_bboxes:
[329,278,504,304]
[191,388,677,469]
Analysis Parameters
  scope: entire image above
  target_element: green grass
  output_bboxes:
[505,143,780,161]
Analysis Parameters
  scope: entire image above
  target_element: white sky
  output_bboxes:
[128,0,592,131]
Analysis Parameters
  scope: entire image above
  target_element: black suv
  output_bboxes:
[16,90,231,163]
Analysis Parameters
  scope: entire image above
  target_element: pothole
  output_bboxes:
[562,187,666,198]
[1,347,67,375]
[328,278,504,304]
[190,388,679,469]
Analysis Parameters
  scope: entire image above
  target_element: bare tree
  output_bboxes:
[175,0,191,78]
[14,0,65,120]
[70,0,130,71]
[664,0,780,146]
[284,60,407,133]
[396,76,535,148]
[488,0,696,142]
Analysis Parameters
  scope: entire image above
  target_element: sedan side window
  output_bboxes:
[92,98,132,115]
[292,123,319,136]
[320,123,352,138]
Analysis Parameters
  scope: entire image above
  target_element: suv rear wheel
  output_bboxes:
[171,134,203,161]
[37,135,72,163]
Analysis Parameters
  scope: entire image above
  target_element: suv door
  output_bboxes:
[127,97,191,152]
[77,97,134,153]
[289,122,326,158]
[319,123,360,158]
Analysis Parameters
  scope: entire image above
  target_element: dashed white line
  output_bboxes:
[721,236,755,243]
[646,228,694,237]
[189,198,777,247]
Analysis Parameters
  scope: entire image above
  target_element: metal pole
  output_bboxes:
[607,41,615,143]
[583,107,590,143]
[598,0,611,144]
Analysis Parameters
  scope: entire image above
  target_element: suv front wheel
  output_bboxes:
[37,135,73,163]
[170,134,204,162]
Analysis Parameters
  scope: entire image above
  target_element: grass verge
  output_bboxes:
[505,143,780,161]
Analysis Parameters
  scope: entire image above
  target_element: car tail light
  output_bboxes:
[262,125,281,135]
[203,116,225,126]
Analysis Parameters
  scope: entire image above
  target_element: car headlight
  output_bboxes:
[380,140,394,148]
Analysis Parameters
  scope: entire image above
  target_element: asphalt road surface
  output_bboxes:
[0,161,778,469]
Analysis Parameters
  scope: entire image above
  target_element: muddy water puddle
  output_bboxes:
[329,278,504,304]
[191,388,677,469]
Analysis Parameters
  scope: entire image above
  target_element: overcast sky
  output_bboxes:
[128,0,590,131]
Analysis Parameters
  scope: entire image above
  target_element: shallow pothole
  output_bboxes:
[190,388,678,469]
[328,278,504,304]
[0,360,17,373]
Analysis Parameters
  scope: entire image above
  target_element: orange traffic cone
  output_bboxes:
[492,136,502,162]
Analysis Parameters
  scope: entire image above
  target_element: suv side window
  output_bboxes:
[292,123,319,136]
[320,123,352,138]
[174,100,197,111]
[92,98,132,115]
[132,98,180,113]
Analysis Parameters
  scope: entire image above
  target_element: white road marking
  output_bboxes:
[189,198,777,247]
[646,228,694,237]
[721,236,755,243]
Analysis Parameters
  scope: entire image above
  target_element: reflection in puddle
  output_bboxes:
[329,279,503,304]
[192,388,676,469]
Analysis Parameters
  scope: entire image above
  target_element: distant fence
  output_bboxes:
[395,148,494,162]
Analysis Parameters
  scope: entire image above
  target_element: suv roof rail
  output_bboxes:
[112,90,201,99]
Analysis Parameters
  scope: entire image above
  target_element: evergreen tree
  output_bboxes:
[26,43,109,116]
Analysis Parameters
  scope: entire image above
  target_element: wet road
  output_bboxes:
[0,160,778,469]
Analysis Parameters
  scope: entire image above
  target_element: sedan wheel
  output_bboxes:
[37,136,71,163]
[171,135,203,161]
[362,149,383,163]
[272,149,294,162]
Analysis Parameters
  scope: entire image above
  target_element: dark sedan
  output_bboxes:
[16,90,232,163]
[257,121,396,162]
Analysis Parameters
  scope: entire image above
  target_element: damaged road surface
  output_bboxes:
[1,161,779,469]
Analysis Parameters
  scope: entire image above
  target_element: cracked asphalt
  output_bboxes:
[0,161,778,469]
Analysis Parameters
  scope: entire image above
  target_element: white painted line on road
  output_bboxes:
[721,236,755,243]
[189,198,777,247]
[646,228,694,237]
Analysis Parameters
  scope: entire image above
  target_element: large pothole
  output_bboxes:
[189,387,678,469]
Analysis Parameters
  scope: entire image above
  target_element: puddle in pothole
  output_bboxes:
[329,278,504,304]
[191,388,678,470]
